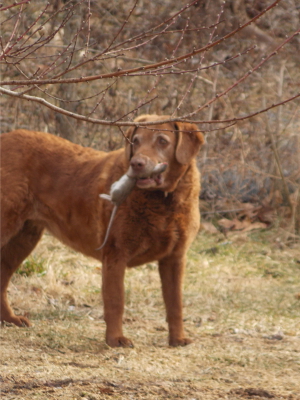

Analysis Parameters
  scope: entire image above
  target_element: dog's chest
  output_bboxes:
[118,192,191,265]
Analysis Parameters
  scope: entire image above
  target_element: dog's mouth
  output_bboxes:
[135,162,167,189]
[136,174,164,188]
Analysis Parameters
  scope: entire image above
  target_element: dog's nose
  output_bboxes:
[130,157,146,171]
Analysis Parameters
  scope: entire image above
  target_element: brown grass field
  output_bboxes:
[1,227,300,400]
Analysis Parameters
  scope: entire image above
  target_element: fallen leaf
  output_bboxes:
[201,222,219,234]
[98,387,114,394]
[218,218,235,230]
[257,206,276,225]
[231,218,251,230]
[230,387,275,398]
[241,222,267,232]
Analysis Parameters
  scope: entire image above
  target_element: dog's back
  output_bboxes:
[0,130,124,253]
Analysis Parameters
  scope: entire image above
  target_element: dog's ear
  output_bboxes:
[174,122,204,165]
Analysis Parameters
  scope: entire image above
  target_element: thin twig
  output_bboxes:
[0,4,23,59]
[0,1,30,12]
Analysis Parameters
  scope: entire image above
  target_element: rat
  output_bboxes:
[96,162,168,250]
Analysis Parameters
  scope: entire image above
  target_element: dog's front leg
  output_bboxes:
[102,256,133,348]
[159,255,192,346]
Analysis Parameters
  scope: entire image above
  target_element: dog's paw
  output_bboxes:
[1,314,31,327]
[169,337,193,347]
[106,336,134,348]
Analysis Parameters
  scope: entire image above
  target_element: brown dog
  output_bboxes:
[0,115,204,347]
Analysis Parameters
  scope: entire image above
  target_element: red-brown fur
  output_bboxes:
[0,115,204,347]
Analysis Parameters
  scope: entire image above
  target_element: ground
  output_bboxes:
[1,228,300,400]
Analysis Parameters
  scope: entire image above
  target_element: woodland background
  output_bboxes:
[1,0,299,235]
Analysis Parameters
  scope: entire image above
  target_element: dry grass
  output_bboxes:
[1,229,300,400]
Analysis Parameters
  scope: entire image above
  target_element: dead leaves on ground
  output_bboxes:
[218,218,267,233]
[201,202,273,236]
[201,186,300,237]
[230,387,275,398]
[201,219,267,236]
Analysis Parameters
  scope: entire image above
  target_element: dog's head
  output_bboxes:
[125,114,204,192]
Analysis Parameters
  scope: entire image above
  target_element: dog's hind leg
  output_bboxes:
[1,220,44,327]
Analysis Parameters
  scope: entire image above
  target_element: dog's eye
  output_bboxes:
[158,137,168,145]
[132,137,139,146]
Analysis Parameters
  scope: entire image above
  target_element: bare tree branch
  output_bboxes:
[0,0,282,87]
[1,85,298,128]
